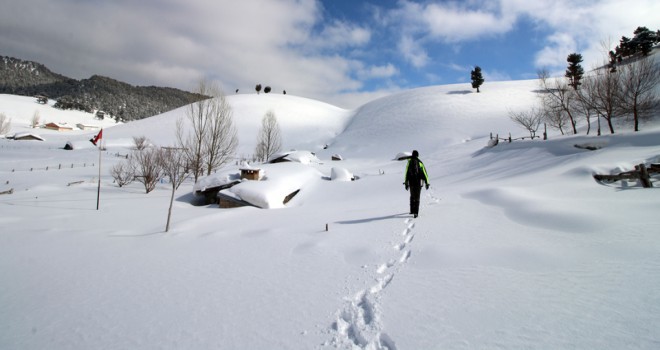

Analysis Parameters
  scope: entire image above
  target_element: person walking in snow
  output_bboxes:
[404,150,430,218]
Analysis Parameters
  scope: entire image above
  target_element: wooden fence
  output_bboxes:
[594,163,659,188]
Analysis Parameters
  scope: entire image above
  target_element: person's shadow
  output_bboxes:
[336,213,409,225]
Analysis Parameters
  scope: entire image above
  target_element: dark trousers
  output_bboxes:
[409,184,421,215]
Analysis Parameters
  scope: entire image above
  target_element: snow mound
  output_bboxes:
[330,167,353,181]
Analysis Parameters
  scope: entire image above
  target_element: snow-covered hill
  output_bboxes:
[1,75,659,350]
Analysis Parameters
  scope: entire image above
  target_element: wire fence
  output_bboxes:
[2,152,130,173]
[5,162,96,173]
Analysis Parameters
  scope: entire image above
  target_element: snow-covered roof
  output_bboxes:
[224,162,322,209]
[269,150,320,164]
[12,132,45,141]
[193,171,241,194]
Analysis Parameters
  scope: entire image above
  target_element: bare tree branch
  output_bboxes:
[617,56,660,131]
[255,110,282,162]
[509,107,543,139]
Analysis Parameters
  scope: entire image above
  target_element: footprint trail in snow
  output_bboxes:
[323,218,417,349]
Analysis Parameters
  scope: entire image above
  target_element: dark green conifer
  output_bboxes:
[565,53,584,90]
[470,66,484,93]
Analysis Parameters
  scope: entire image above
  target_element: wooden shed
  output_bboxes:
[44,122,74,131]
[240,168,262,181]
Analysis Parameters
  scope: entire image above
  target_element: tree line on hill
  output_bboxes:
[0,56,207,121]
[608,27,660,69]
[508,26,659,138]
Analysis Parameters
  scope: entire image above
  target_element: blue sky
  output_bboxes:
[320,0,547,88]
[1,0,658,108]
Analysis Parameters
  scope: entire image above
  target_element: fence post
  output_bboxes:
[638,164,652,188]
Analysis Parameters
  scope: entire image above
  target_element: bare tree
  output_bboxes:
[133,135,149,150]
[0,113,11,135]
[133,147,162,193]
[255,110,282,162]
[177,81,211,182]
[203,93,238,176]
[110,160,135,187]
[580,68,622,134]
[177,81,237,182]
[509,107,543,139]
[617,56,660,131]
[31,111,41,128]
[538,69,579,134]
[574,94,596,135]
[159,147,189,232]
[542,104,569,135]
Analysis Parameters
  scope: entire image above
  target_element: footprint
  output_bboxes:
[376,260,396,274]
[404,233,414,244]
[370,274,394,294]
[394,242,405,251]
[400,250,411,263]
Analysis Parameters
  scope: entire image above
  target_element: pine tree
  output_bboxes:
[471,66,484,93]
[565,53,584,90]
[632,26,655,56]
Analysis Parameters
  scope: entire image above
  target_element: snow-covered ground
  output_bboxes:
[1,76,659,350]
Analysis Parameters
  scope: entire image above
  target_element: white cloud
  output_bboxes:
[315,21,371,49]
[1,0,658,110]
[0,0,384,108]
[359,63,399,80]
[503,0,660,70]
[422,2,516,42]
[387,0,660,74]
[534,32,578,68]
[398,36,429,68]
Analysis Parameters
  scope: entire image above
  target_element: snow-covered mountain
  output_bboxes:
[1,73,659,349]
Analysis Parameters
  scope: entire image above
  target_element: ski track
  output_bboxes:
[324,216,419,349]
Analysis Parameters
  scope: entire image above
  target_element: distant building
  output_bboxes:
[76,123,100,131]
[12,132,45,141]
[44,122,73,131]
[35,95,48,104]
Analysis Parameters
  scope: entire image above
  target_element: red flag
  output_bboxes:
[90,129,103,146]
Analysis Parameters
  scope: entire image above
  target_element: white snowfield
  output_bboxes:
[1,74,659,350]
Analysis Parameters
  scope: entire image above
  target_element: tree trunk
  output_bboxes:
[606,116,615,134]
[165,184,175,232]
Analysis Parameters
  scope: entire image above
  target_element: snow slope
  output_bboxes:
[1,76,659,350]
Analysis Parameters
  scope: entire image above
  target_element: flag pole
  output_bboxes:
[96,133,102,210]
